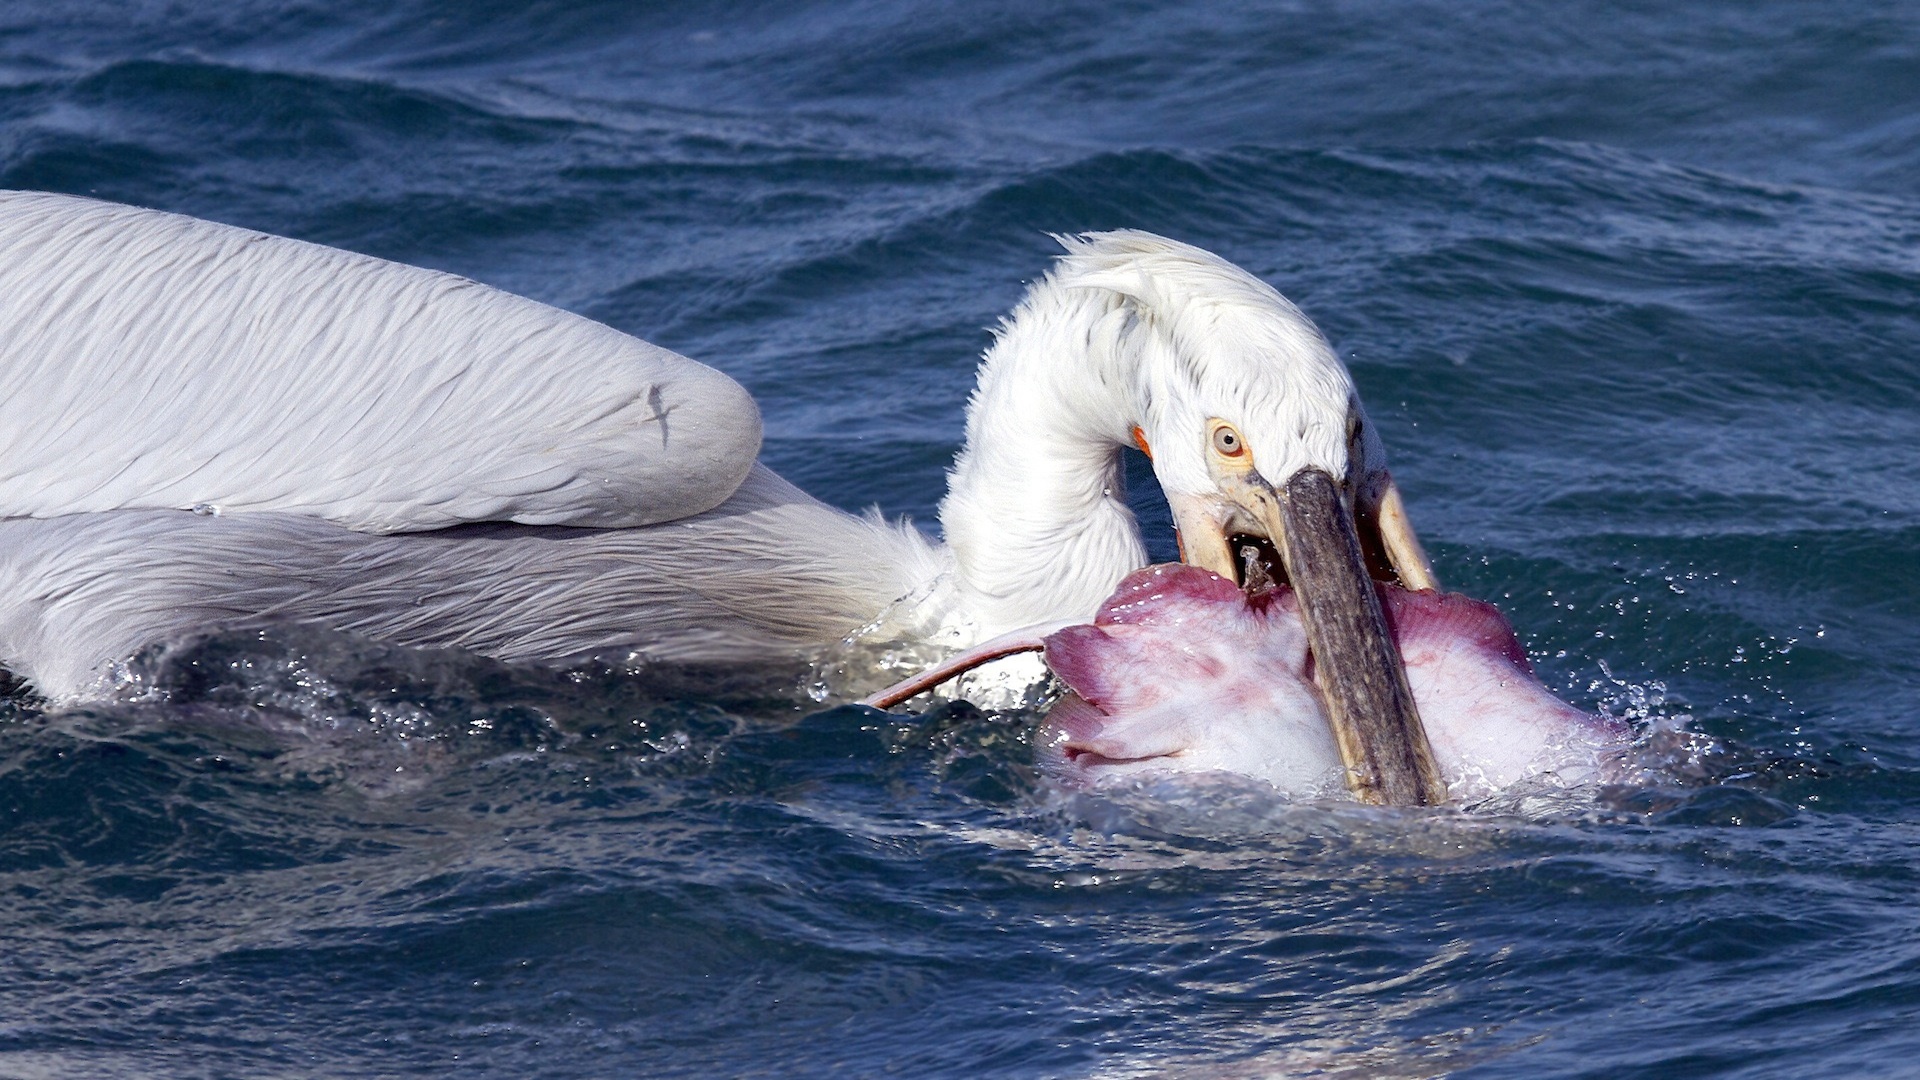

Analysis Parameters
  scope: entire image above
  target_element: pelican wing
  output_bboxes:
[0,191,761,532]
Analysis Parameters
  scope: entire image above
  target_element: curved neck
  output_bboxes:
[937,286,1149,636]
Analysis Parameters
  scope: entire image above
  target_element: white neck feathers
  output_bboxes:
[937,267,1150,635]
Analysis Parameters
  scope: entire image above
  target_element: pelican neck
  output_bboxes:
[936,285,1150,636]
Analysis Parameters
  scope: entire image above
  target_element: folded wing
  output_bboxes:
[0,191,761,532]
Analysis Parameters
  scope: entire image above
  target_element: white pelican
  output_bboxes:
[0,191,1439,781]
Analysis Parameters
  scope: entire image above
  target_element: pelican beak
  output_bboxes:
[1167,456,1447,806]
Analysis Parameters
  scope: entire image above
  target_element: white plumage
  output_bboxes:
[0,466,940,700]
[0,192,1383,703]
[0,191,758,531]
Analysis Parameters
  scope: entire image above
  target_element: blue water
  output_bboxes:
[5,2,1920,1075]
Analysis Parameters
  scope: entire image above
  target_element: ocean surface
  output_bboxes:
[4,2,1920,1076]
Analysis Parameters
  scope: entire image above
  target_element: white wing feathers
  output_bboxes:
[0,191,762,532]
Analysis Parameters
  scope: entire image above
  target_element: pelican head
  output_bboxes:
[942,230,1445,804]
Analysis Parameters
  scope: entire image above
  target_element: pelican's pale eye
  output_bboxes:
[1210,424,1245,458]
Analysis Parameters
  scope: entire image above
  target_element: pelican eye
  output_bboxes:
[1211,425,1245,457]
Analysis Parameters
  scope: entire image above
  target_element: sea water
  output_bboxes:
[3,2,1919,1076]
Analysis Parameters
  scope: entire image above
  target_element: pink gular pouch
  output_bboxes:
[1040,565,1629,801]
[868,564,1630,803]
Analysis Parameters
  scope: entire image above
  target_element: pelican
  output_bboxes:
[0,190,1439,776]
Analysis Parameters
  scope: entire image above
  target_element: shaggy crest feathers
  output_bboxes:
[1051,229,1363,493]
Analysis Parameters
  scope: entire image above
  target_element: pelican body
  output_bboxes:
[0,191,1444,802]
